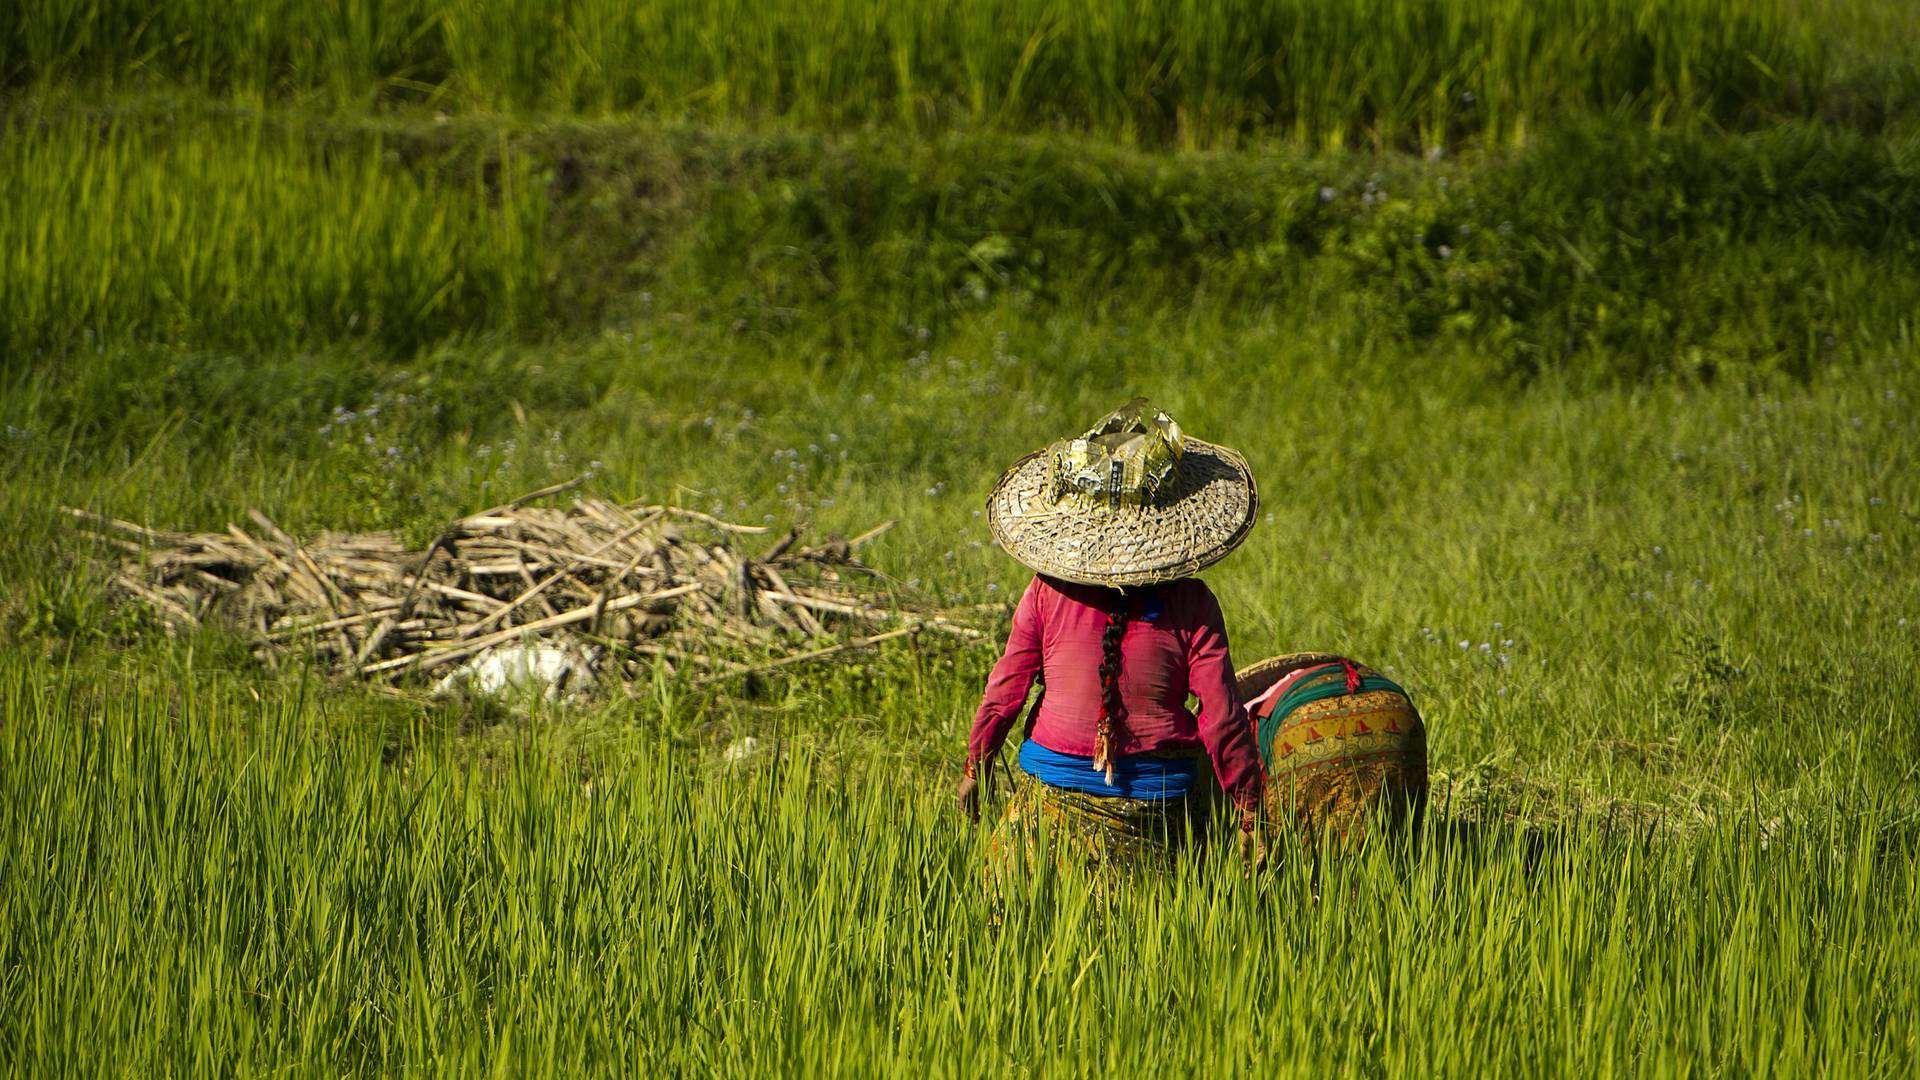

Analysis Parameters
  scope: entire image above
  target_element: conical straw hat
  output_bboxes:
[987,400,1257,588]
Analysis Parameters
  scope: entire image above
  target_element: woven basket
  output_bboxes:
[1235,652,1428,843]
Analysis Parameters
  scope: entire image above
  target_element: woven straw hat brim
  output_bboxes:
[986,437,1257,588]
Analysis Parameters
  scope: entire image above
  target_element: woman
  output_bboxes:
[957,399,1268,868]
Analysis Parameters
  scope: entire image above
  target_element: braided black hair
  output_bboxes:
[1098,601,1129,734]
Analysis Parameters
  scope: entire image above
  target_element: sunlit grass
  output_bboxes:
[4,0,1844,148]
[0,113,544,358]
[1,654,1915,1073]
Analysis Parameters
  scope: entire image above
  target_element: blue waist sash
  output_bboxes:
[1017,739,1201,801]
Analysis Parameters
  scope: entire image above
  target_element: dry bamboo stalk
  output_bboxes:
[619,641,719,668]
[703,544,760,623]
[464,537,643,572]
[277,616,429,641]
[324,555,417,577]
[695,626,916,685]
[188,570,242,593]
[114,573,200,627]
[248,512,342,595]
[193,535,254,565]
[605,516,667,562]
[266,603,407,640]
[545,512,605,554]
[768,590,881,621]
[225,524,324,608]
[627,505,772,535]
[599,505,681,563]
[753,589,803,635]
[773,590,982,638]
[761,528,801,563]
[148,550,238,569]
[508,545,564,622]
[456,474,588,524]
[846,520,896,548]
[63,507,174,542]
[757,563,825,636]
[351,526,465,670]
[248,510,362,663]
[571,499,621,530]
[463,562,538,577]
[581,536,668,639]
[680,540,716,568]
[412,580,499,607]
[91,535,151,557]
[324,532,405,552]
[683,606,779,646]
[362,582,702,677]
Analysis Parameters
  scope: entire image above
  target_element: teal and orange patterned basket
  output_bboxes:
[1236,652,1428,842]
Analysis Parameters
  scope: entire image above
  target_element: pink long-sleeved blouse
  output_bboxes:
[966,575,1265,809]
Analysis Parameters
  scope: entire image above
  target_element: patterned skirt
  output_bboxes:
[986,762,1214,878]
[1237,652,1428,844]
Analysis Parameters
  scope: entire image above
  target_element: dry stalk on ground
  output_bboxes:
[67,476,985,691]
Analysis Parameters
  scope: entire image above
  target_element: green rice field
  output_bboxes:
[2,1,1919,1074]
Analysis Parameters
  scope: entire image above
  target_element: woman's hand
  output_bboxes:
[1238,806,1269,872]
[957,765,981,823]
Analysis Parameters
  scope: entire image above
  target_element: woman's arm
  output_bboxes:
[1185,585,1266,811]
[965,577,1045,772]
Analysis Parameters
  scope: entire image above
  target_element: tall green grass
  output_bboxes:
[7,106,1918,379]
[0,112,544,360]
[5,11,1920,1070]
[0,655,1915,1073]
[5,0,1832,147]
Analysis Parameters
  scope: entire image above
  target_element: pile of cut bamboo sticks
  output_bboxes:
[67,477,985,689]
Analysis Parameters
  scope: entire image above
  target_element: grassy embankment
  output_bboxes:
[3,1,1919,1073]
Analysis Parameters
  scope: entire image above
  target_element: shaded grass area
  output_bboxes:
[1,657,1916,1073]
[1,0,1871,149]
[6,101,1920,380]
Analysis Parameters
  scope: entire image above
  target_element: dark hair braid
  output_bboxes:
[1098,605,1129,730]
[1092,593,1131,782]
